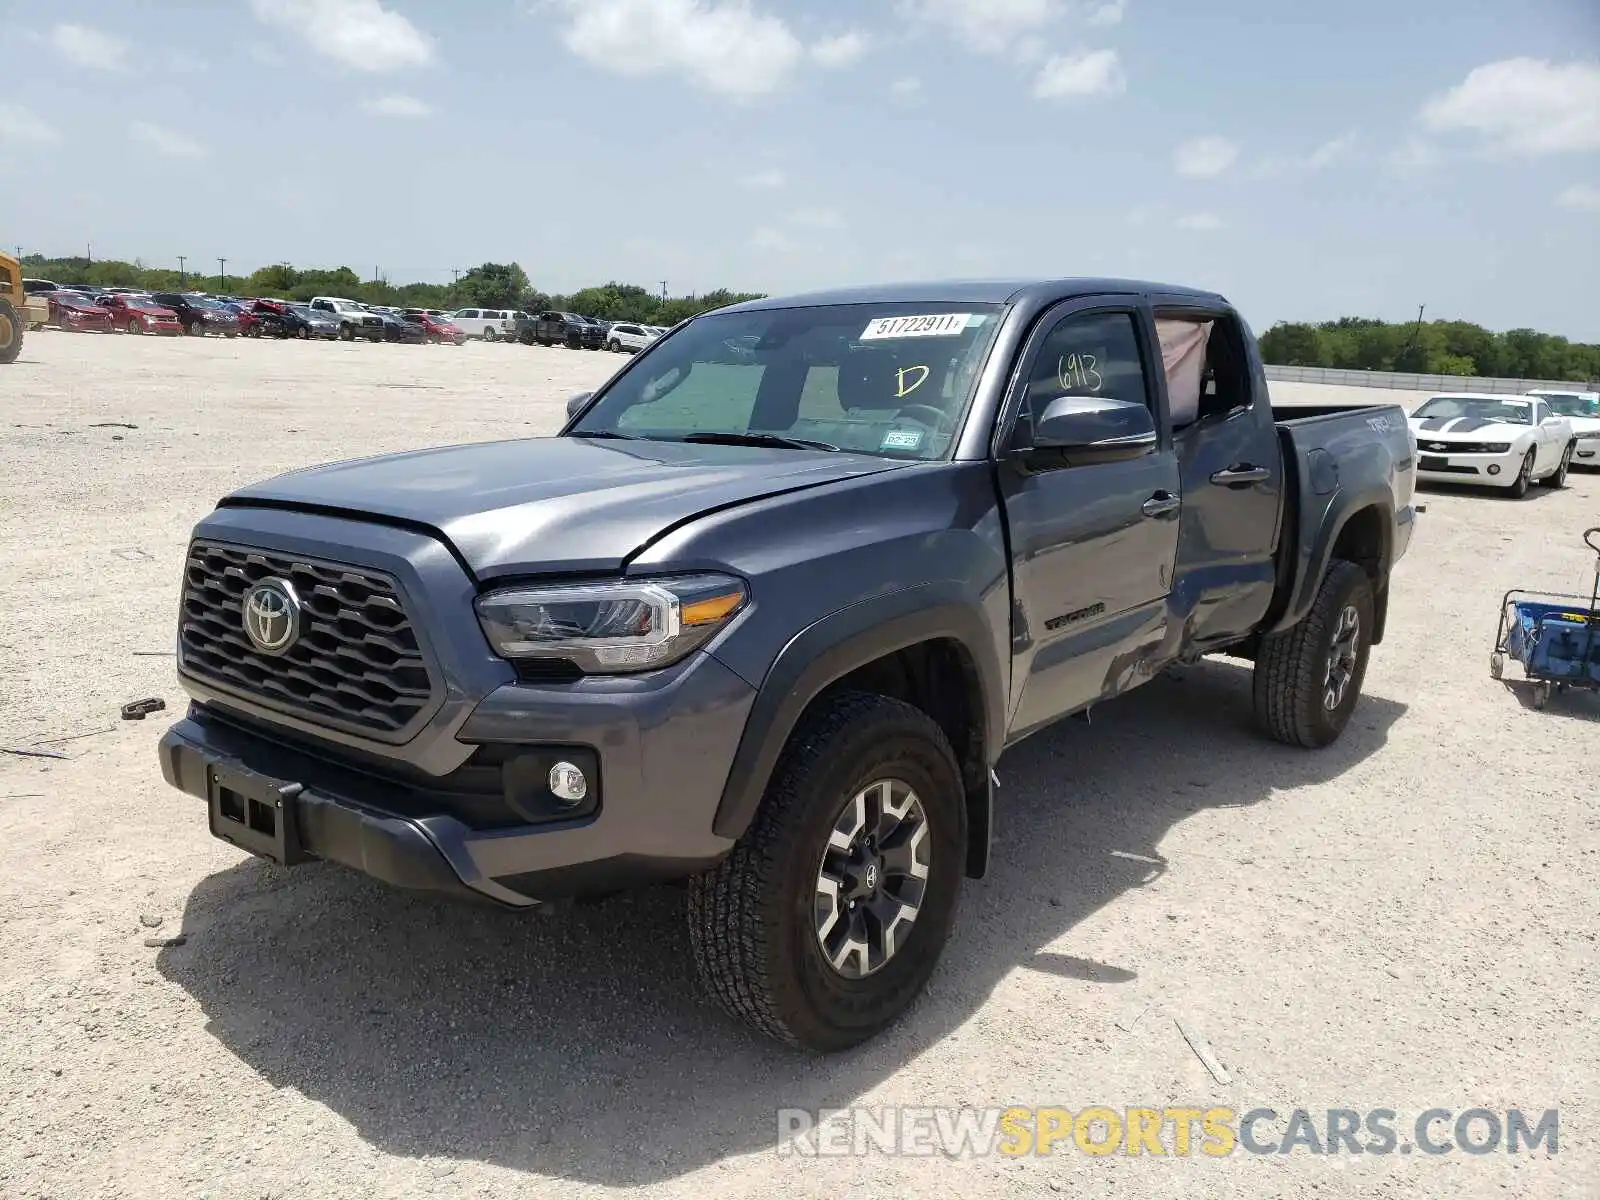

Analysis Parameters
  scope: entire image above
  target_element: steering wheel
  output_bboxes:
[896,404,953,431]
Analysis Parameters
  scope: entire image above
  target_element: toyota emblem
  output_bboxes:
[241,579,302,654]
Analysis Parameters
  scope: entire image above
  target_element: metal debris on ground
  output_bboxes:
[89,422,139,429]
[32,727,115,746]
[1,747,69,760]
[111,548,155,562]
[143,934,186,948]
[1175,1017,1233,1085]
[121,697,167,721]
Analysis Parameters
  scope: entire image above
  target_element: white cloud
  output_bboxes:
[551,0,804,98]
[1174,135,1239,178]
[1087,0,1127,27]
[900,0,1062,54]
[1032,49,1125,99]
[129,121,204,158]
[890,76,923,105]
[49,23,131,72]
[1556,184,1600,213]
[0,103,60,144]
[1307,131,1357,169]
[788,207,844,229]
[739,167,786,188]
[750,226,798,253]
[250,0,435,73]
[1387,136,1443,174]
[360,94,432,118]
[811,30,868,68]
[1175,213,1223,231]
[1420,57,1600,156]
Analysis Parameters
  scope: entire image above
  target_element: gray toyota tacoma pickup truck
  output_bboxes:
[158,278,1417,1050]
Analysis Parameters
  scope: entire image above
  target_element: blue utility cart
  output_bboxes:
[1491,528,1600,709]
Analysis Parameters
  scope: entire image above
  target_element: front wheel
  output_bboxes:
[0,300,21,363]
[1542,443,1573,489]
[1252,560,1375,748]
[607,339,621,352]
[126,319,143,335]
[187,321,205,336]
[687,692,965,1051]
[1509,449,1536,498]
[483,326,498,342]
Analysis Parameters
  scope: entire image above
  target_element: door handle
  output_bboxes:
[1142,491,1180,519]
[1210,464,1271,487]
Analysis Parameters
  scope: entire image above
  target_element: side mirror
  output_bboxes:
[1028,395,1157,463]
[565,391,593,419]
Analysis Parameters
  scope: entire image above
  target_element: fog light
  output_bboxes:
[1487,465,1501,476]
[548,761,588,804]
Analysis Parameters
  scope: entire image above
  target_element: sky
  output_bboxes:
[1,0,1597,340]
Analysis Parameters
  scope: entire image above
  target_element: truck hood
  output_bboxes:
[225,436,908,579]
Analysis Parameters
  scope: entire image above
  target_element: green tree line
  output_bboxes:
[18,255,764,327]
[1259,316,1600,383]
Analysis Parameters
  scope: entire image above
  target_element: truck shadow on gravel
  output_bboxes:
[158,658,1405,1184]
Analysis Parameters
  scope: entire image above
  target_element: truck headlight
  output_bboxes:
[474,573,748,674]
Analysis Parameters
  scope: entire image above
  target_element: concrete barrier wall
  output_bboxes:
[1264,364,1594,396]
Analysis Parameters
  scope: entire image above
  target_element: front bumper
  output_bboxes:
[1574,435,1600,465]
[1413,446,1525,487]
[159,505,759,905]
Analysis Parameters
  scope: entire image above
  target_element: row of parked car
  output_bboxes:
[20,278,667,353]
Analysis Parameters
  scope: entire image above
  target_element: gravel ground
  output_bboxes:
[1,330,1595,1199]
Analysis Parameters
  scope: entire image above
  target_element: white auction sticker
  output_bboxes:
[859,313,973,340]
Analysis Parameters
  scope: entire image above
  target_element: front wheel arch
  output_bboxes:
[711,593,1004,879]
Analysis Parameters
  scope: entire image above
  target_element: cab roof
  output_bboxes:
[719,277,1230,313]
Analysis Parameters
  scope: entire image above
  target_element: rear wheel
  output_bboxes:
[607,339,621,352]
[687,692,965,1051]
[295,325,309,340]
[187,320,205,336]
[1253,560,1375,748]
[483,325,498,342]
[0,300,21,364]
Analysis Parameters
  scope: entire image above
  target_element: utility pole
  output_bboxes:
[87,241,92,265]
[660,280,668,301]
[218,257,227,289]
[13,245,20,260]
[451,267,460,284]
[177,255,187,285]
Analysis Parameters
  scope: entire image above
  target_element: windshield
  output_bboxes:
[1413,396,1534,425]
[127,299,165,311]
[1532,393,1598,417]
[570,302,1003,460]
[190,298,225,311]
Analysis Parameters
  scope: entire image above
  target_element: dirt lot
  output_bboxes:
[1,331,1595,1199]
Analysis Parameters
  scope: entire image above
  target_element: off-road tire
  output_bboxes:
[686,691,965,1051]
[0,300,21,364]
[1252,559,1375,748]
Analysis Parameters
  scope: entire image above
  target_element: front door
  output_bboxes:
[997,300,1181,740]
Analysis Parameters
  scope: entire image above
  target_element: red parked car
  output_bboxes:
[401,309,467,345]
[48,292,115,333]
[98,294,184,336]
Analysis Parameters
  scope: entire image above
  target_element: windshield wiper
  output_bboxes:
[568,429,641,441]
[678,431,840,452]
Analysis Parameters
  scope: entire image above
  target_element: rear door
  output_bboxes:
[995,296,1181,738]
[1148,297,1285,646]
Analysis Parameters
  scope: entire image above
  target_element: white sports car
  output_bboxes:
[1407,393,1575,497]
[1525,389,1600,471]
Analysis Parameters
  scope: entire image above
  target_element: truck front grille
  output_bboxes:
[180,541,437,738]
